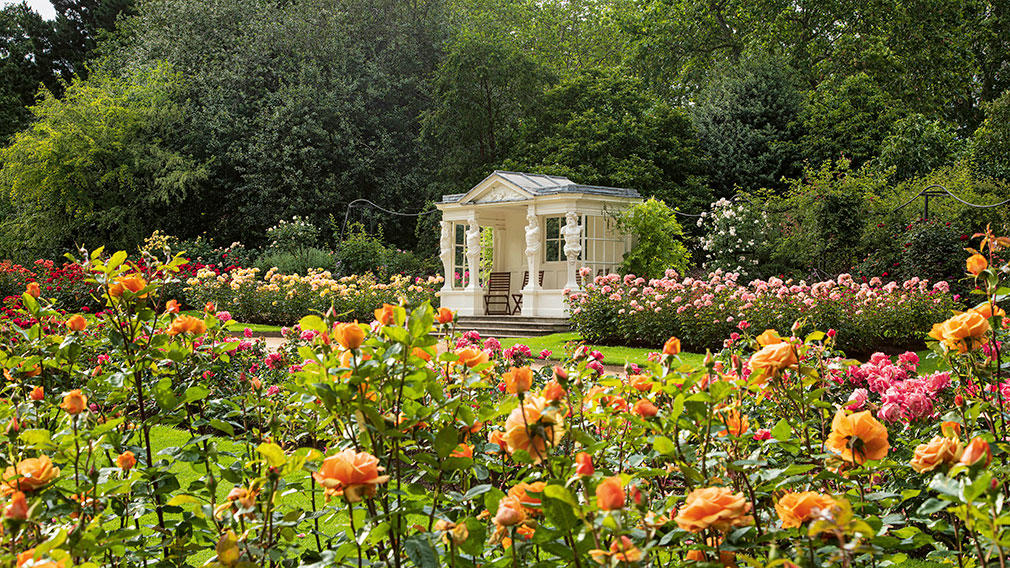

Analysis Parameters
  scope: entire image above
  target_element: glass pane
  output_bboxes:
[546,240,559,262]
[455,224,465,244]
[546,217,560,239]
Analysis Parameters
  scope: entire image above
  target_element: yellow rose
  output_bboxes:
[910,435,963,473]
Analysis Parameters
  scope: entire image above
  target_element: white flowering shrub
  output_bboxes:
[698,196,770,277]
[265,215,320,253]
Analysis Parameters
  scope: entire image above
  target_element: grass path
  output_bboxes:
[501,332,948,373]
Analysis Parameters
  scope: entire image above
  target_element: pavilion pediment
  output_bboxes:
[456,175,535,204]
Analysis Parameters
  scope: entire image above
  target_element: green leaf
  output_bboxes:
[543,484,578,507]
[653,436,676,456]
[19,429,55,450]
[461,484,493,502]
[298,315,325,333]
[434,423,458,460]
[257,443,287,468]
[403,534,438,568]
[771,418,791,441]
[209,419,234,436]
[153,377,178,411]
[670,393,685,421]
[182,386,210,404]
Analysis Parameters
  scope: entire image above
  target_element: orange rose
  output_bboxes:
[4,490,28,520]
[575,452,594,476]
[60,390,87,415]
[16,549,66,568]
[412,347,432,362]
[941,421,962,438]
[165,299,181,314]
[65,314,86,332]
[487,430,508,454]
[493,495,526,527]
[775,491,837,528]
[25,282,40,298]
[960,436,992,467]
[334,322,366,350]
[436,307,454,324]
[117,451,137,471]
[508,481,546,516]
[169,315,207,337]
[967,253,988,276]
[2,455,60,495]
[204,302,216,313]
[748,342,798,382]
[457,347,489,368]
[374,303,397,325]
[29,386,43,401]
[755,329,782,347]
[450,444,473,459]
[972,302,1006,321]
[717,409,749,437]
[628,374,653,393]
[632,399,659,418]
[590,536,643,564]
[910,435,963,473]
[675,486,753,533]
[825,410,890,464]
[109,275,148,298]
[503,395,564,463]
[663,336,681,355]
[504,366,533,394]
[684,536,736,566]
[542,380,565,401]
[929,311,990,353]
[312,449,390,502]
[596,476,626,511]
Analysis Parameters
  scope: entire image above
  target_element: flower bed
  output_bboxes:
[183,266,442,324]
[568,268,958,355]
[2,246,1010,567]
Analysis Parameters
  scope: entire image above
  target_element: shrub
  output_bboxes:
[184,267,442,324]
[254,248,336,276]
[3,245,1010,567]
[568,269,957,355]
[616,198,690,279]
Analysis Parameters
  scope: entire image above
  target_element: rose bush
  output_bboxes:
[568,267,958,355]
[0,242,1008,567]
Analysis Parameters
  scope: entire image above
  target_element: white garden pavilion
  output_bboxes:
[436,171,641,317]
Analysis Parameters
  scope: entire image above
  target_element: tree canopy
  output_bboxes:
[0,0,1008,259]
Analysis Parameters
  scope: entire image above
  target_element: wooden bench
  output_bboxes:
[483,272,512,315]
[511,271,544,314]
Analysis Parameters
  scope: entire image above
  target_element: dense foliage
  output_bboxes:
[1,0,1010,270]
[1,243,1010,566]
[569,269,958,357]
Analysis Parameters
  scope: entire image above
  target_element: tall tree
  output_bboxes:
[50,0,134,78]
[109,0,449,246]
[0,64,208,259]
[421,37,553,189]
[0,3,58,140]
[507,70,708,210]
[692,56,806,195]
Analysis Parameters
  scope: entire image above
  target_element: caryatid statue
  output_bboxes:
[523,209,541,291]
[562,211,583,290]
[464,219,480,290]
[439,221,453,291]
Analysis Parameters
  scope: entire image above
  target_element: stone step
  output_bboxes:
[442,316,571,339]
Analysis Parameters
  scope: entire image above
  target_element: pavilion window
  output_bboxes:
[543,215,586,262]
[453,223,467,287]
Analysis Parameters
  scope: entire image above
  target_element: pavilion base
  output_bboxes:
[519,289,569,317]
[438,289,484,316]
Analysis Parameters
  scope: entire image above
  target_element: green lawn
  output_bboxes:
[501,333,949,375]
[500,332,706,368]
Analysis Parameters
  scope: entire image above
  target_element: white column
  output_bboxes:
[523,206,541,291]
[464,217,481,291]
[439,220,454,292]
[562,211,582,291]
